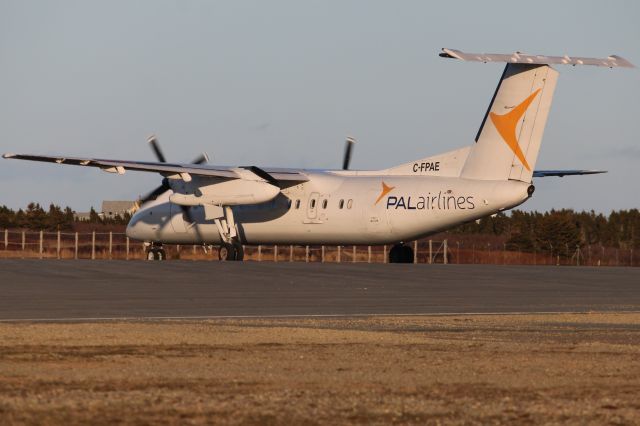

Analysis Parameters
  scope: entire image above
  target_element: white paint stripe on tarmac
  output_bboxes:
[0,310,638,322]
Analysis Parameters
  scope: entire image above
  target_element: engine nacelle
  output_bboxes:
[169,179,280,206]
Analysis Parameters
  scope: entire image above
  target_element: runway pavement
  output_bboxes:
[0,260,638,320]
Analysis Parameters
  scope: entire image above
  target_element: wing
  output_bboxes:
[2,153,309,184]
[532,170,607,178]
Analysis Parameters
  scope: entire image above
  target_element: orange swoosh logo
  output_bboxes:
[374,181,395,205]
[489,89,541,171]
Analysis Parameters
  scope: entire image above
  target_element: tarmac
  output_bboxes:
[0,260,638,320]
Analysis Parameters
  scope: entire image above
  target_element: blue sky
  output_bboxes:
[1,0,638,212]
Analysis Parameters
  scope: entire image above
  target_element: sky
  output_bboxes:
[0,0,638,213]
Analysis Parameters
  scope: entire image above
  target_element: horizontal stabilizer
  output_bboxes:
[532,169,607,178]
[440,48,635,68]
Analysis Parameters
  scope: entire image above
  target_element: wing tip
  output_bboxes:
[2,153,16,159]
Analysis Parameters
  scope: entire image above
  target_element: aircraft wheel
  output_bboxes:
[389,245,402,263]
[146,248,166,261]
[232,241,244,261]
[219,241,244,261]
[389,244,414,263]
[401,245,414,263]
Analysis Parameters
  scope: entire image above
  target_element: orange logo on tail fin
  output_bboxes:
[489,89,541,171]
[374,181,395,205]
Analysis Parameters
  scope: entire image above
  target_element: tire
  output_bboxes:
[389,244,414,263]
[232,242,244,261]
[157,249,166,261]
[147,250,155,261]
[218,243,233,261]
[402,245,414,263]
[389,245,402,263]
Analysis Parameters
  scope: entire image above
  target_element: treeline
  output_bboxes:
[0,203,130,231]
[1,203,638,252]
[451,209,640,253]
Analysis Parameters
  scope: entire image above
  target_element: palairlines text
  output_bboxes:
[386,192,475,210]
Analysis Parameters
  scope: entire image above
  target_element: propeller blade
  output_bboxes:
[243,166,279,187]
[191,152,209,165]
[343,137,355,170]
[138,178,170,205]
[147,135,167,163]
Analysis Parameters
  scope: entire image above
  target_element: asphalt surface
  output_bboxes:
[0,260,638,320]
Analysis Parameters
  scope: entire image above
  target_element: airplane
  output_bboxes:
[3,49,634,262]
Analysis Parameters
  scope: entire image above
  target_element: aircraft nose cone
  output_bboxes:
[125,212,145,241]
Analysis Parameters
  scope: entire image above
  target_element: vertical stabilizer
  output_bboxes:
[461,63,558,182]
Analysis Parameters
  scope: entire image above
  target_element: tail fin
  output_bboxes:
[461,63,558,182]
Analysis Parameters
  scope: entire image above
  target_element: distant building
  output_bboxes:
[74,212,92,222]
[74,200,136,222]
[101,201,136,219]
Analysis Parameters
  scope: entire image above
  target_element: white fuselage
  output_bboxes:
[125,171,532,245]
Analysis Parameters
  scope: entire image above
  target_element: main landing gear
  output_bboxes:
[389,243,414,263]
[213,205,244,261]
[218,240,244,261]
[146,243,166,261]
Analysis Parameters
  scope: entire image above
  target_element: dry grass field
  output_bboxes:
[1,313,639,425]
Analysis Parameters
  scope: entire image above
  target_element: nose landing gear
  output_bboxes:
[146,243,166,261]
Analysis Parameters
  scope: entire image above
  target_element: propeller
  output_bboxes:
[136,135,209,210]
[343,136,355,170]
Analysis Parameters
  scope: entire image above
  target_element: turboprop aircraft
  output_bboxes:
[3,49,634,262]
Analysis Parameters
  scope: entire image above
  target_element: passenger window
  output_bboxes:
[347,199,353,209]
[322,199,328,209]
[287,199,292,209]
[339,199,344,209]
[310,199,316,208]
[295,199,300,209]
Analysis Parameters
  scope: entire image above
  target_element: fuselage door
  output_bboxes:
[306,192,319,220]
[364,189,389,234]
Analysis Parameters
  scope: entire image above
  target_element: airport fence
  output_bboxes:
[0,229,637,266]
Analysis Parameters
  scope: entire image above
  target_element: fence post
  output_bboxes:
[305,245,309,263]
[91,231,96,260]
[22,231,25,252]
[258,245,262,262]
[428,240,433,264]
[75,232,78,260]
[321,245,325,263]
[57,231,61,259]
[337,246,341,263]
[414,241,418,264]
[352,245,356,263]
[383,245,387,263]
[289,245,293,262]
[368,246,372,263]
[4,229,7,250]
[126,237,130,260]
[443,239,448,265]
[109,232,113,259]
[39,230,43,259]
[274,245,278,262]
